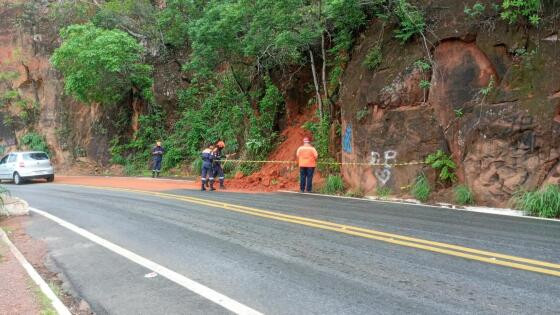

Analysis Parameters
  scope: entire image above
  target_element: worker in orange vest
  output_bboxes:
[296,137,318,193]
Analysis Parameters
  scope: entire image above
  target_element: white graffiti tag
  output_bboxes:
[370,150,397,186]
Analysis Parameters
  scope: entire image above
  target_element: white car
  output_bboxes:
[0,151,55,185]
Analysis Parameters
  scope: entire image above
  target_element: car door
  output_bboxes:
[0,155,9,179]
[6,154,17,178]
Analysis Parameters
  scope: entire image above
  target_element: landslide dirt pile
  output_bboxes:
[227,109,322,191]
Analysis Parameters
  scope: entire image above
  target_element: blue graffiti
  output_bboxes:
[342,124,352,153]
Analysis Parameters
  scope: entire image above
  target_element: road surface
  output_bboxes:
[6,182,560,314]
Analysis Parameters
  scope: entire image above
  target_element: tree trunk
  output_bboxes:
[309,49,323,118]
[320,31,330,117]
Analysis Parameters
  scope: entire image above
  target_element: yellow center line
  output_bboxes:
[58,184,560,277]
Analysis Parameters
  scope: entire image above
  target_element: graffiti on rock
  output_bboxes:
[343,124,352,153]
[370,150,397,186]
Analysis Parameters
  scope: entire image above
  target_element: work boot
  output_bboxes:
[219,179,225,189]
[209,180,216,191]
[156,172,160,178]
[201,180,206,191]
[152,171,156,178]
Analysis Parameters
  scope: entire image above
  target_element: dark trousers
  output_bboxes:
[299,167,315,192]
[152,159,162,172]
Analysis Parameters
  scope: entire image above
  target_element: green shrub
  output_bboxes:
[320,175,345,195]
[50,23,153,106]
[393,0,426,43]
[514,185,560,218]
[501,0,541,26]
[464,2,486,18]
[363,46,382,71]
[425,150,457,183]
[376,186,392,199]
[20,132,50,154]
[454,185,474,205]
[411,172,431,202]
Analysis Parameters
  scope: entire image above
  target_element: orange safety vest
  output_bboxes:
[296,145,318,167]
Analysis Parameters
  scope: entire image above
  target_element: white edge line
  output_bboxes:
[29,207,263,315]
[0,228,71,315]
[277,190,560,223]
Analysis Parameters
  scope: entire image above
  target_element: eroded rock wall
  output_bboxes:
[340,0,560,206]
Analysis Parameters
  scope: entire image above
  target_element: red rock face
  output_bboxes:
[339,2,560,206]
[429,40,497,128]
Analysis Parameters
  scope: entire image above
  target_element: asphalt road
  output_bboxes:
[6,182,560,314]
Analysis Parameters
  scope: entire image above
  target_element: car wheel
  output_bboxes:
[13,172,22,185]
[46,175,54,183]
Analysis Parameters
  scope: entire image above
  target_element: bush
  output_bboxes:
[20,132,50,154]
[454,185,474,205]
[513,184,560,218]
[363,46,382,71]
[501,0,541,26]
[320,175,345,195]
[345,188,364,198]
[393,0,426,43]
[411,172,431,202]
[425,150,457,183]
[50,23,153,106]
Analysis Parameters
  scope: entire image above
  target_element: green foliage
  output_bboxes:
[393,0,426,43]
[419,79,431,90]
[454,108,464,118]
[464,2,486,18]
[480,77,495,97]
[320,175,345,195]
[411,172,431,202]
[157,0,192,47]
[303,113,339,174]
[0,90,19,106]
[0,71,20,82]
[501,0,541,26]
[414,59,431,72]
[513,185,560,218]
[51,23,153,106]
[425,150,457,183]
[363,46,382,71]
[454,185,474,205]
[20,132,50,154]
[376,186,392,198]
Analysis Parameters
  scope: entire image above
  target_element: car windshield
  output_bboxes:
[23,153,49,160]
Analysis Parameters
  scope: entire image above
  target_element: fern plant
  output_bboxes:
[393,0,425,43]
[425,150,457,183]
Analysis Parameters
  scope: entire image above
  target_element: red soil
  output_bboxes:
[226,108,323,191]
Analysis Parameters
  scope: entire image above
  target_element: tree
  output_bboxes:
[51,23,153,105]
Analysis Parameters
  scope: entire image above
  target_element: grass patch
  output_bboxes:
[320,175,345,195]
[454,185,474,205]
[34,285,57,315]
[513,184,560,218]
[411,173,431,202]
[376,186,392,199]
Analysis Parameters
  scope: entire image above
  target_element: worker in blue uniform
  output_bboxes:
[201,144,215,191]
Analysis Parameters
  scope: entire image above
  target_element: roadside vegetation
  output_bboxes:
[320,175,345,195]
[411,173,431,202]
[513,184,560,218]
[454,185,475,205]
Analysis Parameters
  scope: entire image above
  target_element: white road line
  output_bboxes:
[0,228,71,315]
[29,207,263,315]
